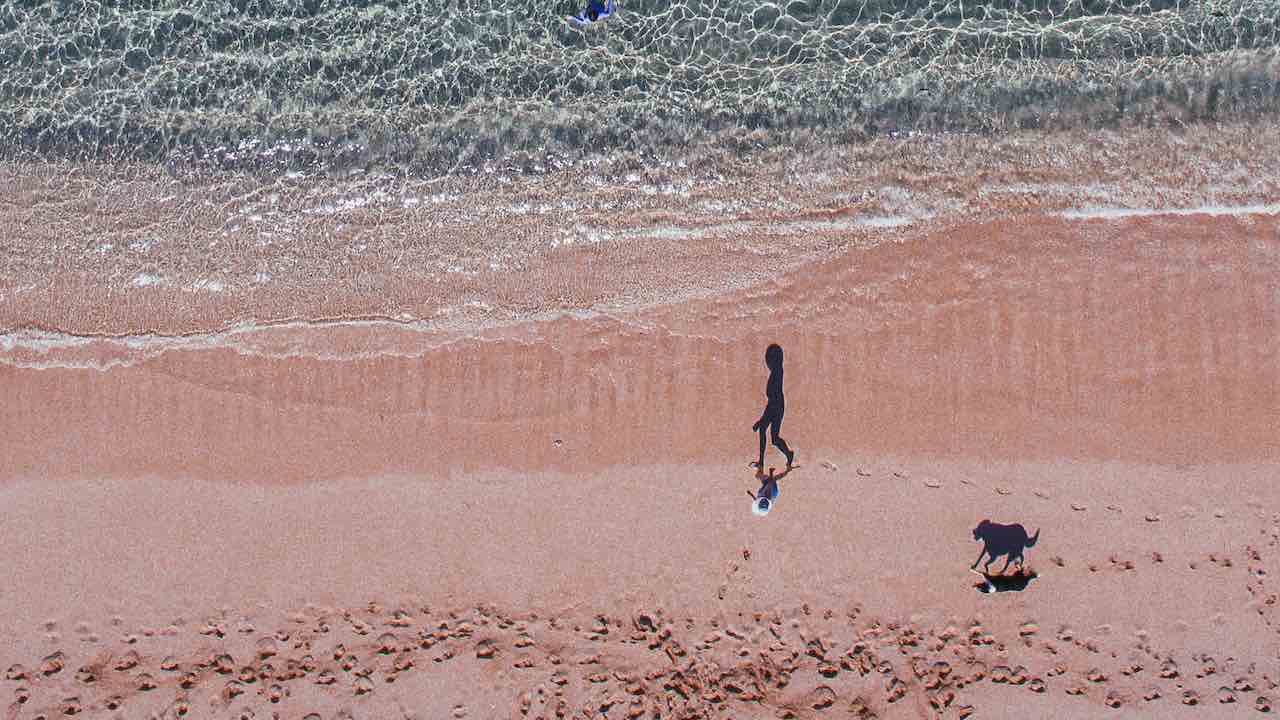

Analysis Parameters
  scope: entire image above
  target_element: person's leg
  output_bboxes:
[770,414,794,466]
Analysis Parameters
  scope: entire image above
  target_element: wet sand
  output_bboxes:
[4,125,1280,717]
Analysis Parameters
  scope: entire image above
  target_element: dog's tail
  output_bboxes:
[1026,528,1040,548]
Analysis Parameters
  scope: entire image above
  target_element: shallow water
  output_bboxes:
[2,0,1277,173]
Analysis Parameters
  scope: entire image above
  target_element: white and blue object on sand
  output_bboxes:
[751,483,780,517]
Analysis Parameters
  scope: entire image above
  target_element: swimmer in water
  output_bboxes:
[571,0,614,23]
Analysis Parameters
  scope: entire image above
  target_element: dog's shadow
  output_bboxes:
[973,568,1038,593]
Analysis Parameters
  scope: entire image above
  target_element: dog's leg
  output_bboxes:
[999,554,1013,574]
[971,545,988,570]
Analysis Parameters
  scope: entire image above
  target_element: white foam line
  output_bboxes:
[0,319,464,370]
[0,307,625,371]
[613,214,923,242]
[787,216,920,231]
[1060,204,1280,220]
[130,273,167,287]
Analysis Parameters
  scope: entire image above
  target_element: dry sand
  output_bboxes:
[4,124,1280,718]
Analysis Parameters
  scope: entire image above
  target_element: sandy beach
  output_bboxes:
[5,124,1280,718]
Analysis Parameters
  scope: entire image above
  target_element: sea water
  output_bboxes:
[2,0,1278,175]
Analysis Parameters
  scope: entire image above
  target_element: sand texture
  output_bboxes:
[4,125,1280,718]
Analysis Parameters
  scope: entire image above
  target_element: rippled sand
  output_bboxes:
[3,124,1280,718]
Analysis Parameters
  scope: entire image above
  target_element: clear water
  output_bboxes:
[1,0,1278,174]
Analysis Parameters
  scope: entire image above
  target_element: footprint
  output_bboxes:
[809,685,836,709]
[39,651,66,675]
[377,632,399,654]
[928,689,956,711]
[256,637,278,659]
[136,673,157,691]
[885,677,907,703]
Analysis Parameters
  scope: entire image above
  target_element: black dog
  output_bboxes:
[971,520,1040,575]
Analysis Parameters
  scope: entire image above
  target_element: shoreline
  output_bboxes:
[4,122,1279,336]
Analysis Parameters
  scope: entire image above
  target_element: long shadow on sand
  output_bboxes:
[973,568,1039,594]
